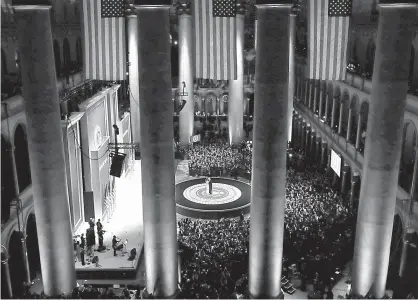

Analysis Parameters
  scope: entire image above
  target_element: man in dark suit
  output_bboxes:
[112,235,120,256]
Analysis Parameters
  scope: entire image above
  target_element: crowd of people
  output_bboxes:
[186,140,252,177]
[176,155,356,298]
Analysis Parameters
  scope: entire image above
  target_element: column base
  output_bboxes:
[248,291,284,299]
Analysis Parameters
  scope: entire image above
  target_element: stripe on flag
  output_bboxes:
[307,0,351,81]
[194,0,237,81]
[81,0,126,81]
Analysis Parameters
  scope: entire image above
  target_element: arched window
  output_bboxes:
[63,38,71,75]
[1,48,7,76]
[14,125,31,192]
[53,40,61,77]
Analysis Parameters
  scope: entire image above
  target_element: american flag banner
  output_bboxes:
[81,0,126,81]
[307,0,351,81]
[194,0,237,81]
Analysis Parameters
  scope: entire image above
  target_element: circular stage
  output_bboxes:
[176,178,251,219]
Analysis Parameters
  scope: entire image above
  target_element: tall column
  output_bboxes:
[305,127,310,155]
[355,116,362,150]
[229,3,245,145]
[1,250,13,298]
[409,152,418,199]
[316,139,321,165]
[15,6,76,296]
[287,9,296,143]
[324,89,330,123]
[301,123,306,150]
[318,85,325,118]
[399,227,412,277]
[350,173,360,210]
[327,149,332,176]
[137,4,178,297]
[308,81,314,110]
[346,109,353,141]
[341,165,350,195]
[304,80,309,105]
[127,12,141,148]
[352,3,417,298]
[310,133,316,161]
[331,96,339,129]
[178,1,194,146]
[320,142,327,170]
[313,81,319,114]
[338,101,344,135]
[249,3,292,298]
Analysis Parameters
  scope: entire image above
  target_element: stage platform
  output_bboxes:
[74,160,144,281]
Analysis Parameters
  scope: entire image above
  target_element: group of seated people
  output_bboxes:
[186,139,252,177]
[176,159,356,299]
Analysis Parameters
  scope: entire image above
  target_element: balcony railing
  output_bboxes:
[59,80,115,118]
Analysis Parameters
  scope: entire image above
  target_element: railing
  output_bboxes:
[59,80,114,118]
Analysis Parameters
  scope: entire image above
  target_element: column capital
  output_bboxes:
[174,0,192,15]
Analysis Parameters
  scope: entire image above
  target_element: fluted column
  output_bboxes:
[352,3,418,298]
[287,9,296,143]
[15,6,76,296]
[137,4,178,297]
[355,116,362,150]
[249,3,292,298]
[127,12,141,148]
[178,1,194,146]
[229,3,245,145]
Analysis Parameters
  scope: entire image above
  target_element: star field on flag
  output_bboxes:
[213,0,237,17]
[328,0,352,17]
[101,0,125,18]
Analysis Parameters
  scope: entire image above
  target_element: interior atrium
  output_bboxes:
[1,0,418,299]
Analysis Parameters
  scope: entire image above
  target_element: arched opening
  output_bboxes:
[1,48,7,76]
[348,96,359,145]
[365,39,376,78]
[26,213,41,281]
[399,122,417,194]
[76,37,83,68]
[8,231,25,298]
[387,215,403,289]
[1,136,15,223]
[359,101,369,154]
[63,38,71,75]
[14,125,31,192]
[53,40,61,77]
[340,92,350,138]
